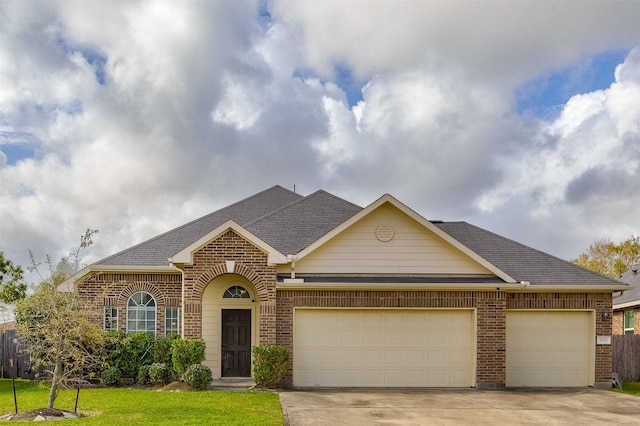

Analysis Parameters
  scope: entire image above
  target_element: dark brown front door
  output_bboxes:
[221,309,251,377]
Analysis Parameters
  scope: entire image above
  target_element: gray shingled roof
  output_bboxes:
[245,190,362,254]
[435,221,621,286]
[613,265,640,306]
[94,186,622,288]
[97,186,304,266]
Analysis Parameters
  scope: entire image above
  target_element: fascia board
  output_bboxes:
[510,284,630,292]
[295,194,517,283]
[614,300,640,310]
[170,220,287,265]
[58,265,178,292]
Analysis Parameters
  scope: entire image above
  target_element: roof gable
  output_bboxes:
[170,220,287,266]
[295,194,516,282]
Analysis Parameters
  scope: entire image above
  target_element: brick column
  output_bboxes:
[476,291,506,389]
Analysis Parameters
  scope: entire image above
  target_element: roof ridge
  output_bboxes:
[96,185,299,265]
[443,221,620,284]
[243,189,363,228]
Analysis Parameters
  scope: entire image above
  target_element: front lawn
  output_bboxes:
[613,381,640,396]
[0,379,283,425]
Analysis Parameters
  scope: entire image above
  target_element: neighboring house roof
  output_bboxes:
[89,185,624,289]
[613,264,640,309]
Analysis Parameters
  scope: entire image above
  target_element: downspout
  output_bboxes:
[168,259,185,337]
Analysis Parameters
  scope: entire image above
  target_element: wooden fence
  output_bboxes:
[0,329,40,380]
[613,334,640,382]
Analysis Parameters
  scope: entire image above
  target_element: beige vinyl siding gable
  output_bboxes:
[294,203,492,275]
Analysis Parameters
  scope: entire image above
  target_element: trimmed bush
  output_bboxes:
[137,364,150,384]
[148,363,171,385]
[100,366,122,387]
[252,345,289,388]
[172,338,206,377]
[184,364,213,390]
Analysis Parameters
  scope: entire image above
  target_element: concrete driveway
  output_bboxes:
[279,388,640,425]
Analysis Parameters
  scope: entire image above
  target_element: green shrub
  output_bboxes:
[184,364,213,390]
[153,334,179,364]
[252,345,289,388]
[172,338,206,377]
[100,366,122,387]
[102,331,155,379]
[137,364,150,384]
[148,363,171,385]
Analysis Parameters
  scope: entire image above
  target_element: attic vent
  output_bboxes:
[376,225,394,242]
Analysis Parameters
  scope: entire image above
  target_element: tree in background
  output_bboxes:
[27,228,99,288]
[14,283,103,409]
[0,252,27,303]
[571,235,640,278]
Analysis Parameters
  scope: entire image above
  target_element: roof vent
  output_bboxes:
[376,225,394,242]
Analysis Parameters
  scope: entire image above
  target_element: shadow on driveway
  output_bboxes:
[279,388,640,425]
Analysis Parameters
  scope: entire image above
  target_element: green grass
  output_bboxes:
[0,379,283,425]
[612,382,640,396]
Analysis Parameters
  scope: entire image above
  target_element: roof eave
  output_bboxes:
[509,283,629,292]
[59,264,178,291]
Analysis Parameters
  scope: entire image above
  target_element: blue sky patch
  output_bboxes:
[56,32,107,85]
[515,49,628,120]
[294,64,365,108]
[0,140,37,165]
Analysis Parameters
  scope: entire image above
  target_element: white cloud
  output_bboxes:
[0,0,638,283]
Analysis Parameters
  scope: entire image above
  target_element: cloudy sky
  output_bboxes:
[1,0,639,282]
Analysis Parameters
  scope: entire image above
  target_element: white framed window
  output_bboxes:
[624,310,634,335]
[104,306,118,331]
[223,285,250,299]
[165,307,179,336]
[127,291,156,335]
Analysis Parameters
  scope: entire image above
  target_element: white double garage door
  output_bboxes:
[293,309,594,388]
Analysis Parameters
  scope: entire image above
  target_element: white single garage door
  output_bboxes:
[506,311,594,387]
[294,309,475,387]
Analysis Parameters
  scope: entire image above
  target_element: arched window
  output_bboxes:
[223,285,251,299]
[127,291,156,335]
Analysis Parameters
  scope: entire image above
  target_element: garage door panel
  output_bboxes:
[294,309,474,387]
[506,311,593,387]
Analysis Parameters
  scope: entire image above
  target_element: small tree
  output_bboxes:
[14,283,103,409]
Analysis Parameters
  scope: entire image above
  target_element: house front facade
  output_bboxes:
[70,186,625,389]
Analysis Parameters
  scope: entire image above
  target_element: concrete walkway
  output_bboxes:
[279,388,640,425]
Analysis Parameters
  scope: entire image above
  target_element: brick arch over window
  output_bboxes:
[193,263,268,301]
[118,282,166,306]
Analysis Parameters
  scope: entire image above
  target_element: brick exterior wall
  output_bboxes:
[77,272,182,336]
[180,230,277,343]
[76,231,613,389]
[613,307,640,335]
[276,289,507,388]
[277,289,612,388]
